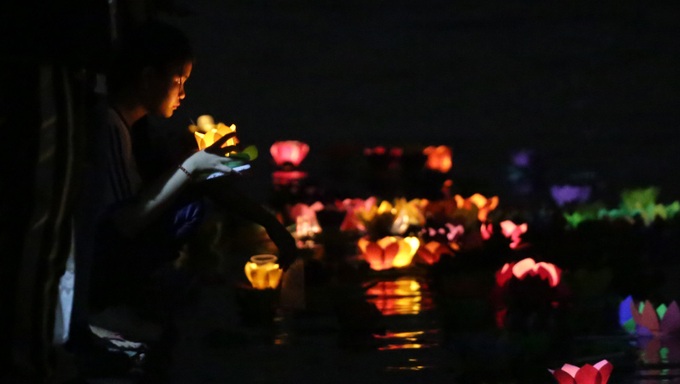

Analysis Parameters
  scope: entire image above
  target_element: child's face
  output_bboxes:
[146,61,193,118]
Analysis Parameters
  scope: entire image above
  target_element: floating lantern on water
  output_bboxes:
[271,140,310,168]
[415,241,453,265]
[495,258,562,288]
[454,193,499,222]
[423,145,452,173]
[270,140,310,186]
[548,359,613,384]
[550,184,592,207]
[289,202,324,239]
[336,197,377,232]
[628,298,680,336]
[480,223,493,240]
[355,198,424,237]
[418,223,464,251]
[244,254,283,290]
[500,220,528,249]
[358,236,420,271]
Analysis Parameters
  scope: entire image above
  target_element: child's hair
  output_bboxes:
[107,19,194,96]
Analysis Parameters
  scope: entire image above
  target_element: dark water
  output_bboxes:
[154,233,680,384]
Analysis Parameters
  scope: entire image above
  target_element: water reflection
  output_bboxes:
[364,277,433,316]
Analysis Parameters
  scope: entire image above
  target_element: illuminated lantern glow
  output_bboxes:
[495,258,562,288]
[365,278,431,316]
[244,254,283,289]
[289,202,324,238]
[629,299,680,336]
[423,145,453,173]
[550,184,592,207]
[358,236,420,271]
[419,224,464,249]
[454,193,499,222]
[391,198,427,233]
[500,220,528,249]
[336,197,377,232]
[548,360,613,384]
[480,223,493,240]
[193,119,239,151]
[416,241,453,265]
[355,199,418,236]
[270,140,310,168]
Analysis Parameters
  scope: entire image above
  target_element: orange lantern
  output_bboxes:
[423,145,452,173]
[416,241,453,265]
[357,236,420,271]
[270,140,309,168]
[454,193,499,222]
[495,258,562,288]
[244,254,283,289]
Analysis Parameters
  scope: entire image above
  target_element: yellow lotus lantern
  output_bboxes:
[357,236,420,271]
[454,193,499,222]
[190,115,240,151]
[244,254,283,290]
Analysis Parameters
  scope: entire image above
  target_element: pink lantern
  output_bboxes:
[549,360,613,384]
[500,220,528,249]
[289,202,324,238]
[495,258,562,288]
[270,140,310,168]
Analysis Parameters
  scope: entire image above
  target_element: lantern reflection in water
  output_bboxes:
[364,278,433,316]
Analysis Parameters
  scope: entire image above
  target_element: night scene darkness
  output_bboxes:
[2,1,680,383]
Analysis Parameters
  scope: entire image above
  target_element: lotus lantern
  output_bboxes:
[270,140,310,168]
[495,258,562,288]
[244,254,283,290]
[549,359,613,384]
[357,236,420,271]
[423,145,452,173]
[190,115,239,151]
[454,193,499,222]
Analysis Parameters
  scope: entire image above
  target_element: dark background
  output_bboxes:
[153,0,680,205]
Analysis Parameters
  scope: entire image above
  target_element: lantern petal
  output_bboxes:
[364,242,387,270]
[512,257,536,280]
[640,300,661,333]
[495,263,514,287]
[573,364,600,384]
[661,301,680,334]
[593,360,613,384]
[268,267,283,289]
[551,369,577,384]
[382,242,400,268]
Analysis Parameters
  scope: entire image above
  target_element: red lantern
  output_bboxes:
[549,360,613,384]
[495,258,562,288]
[270,140,310,168]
